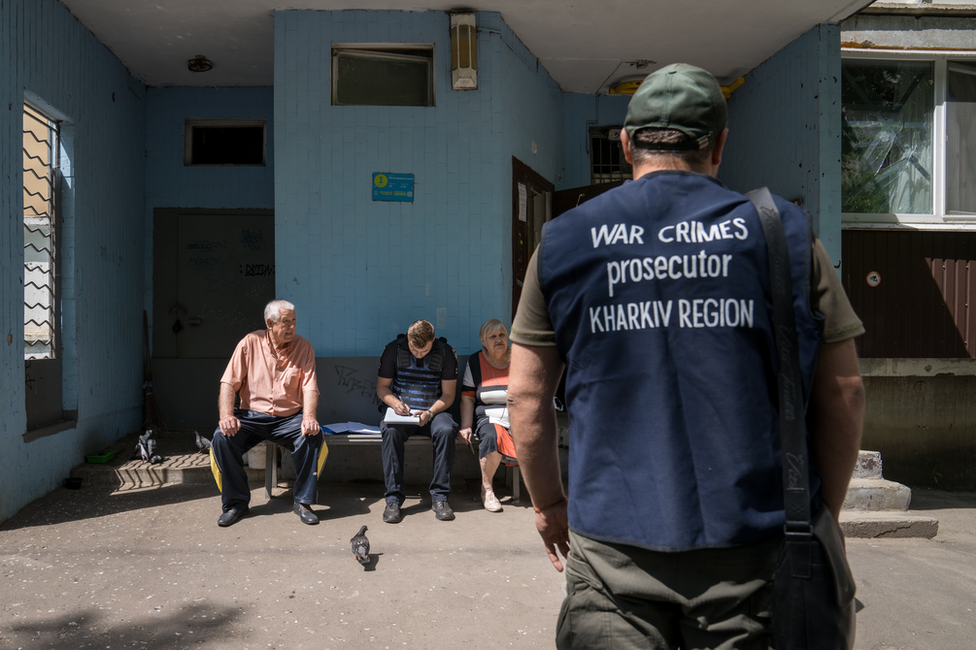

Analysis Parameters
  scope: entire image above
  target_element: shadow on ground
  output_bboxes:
[3,603,244,649]
[902,487,976,510]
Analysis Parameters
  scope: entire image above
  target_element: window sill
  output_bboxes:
[23,411,78,443]
[860,358,976,378]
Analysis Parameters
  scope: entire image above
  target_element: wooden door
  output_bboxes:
[512,158,554,317]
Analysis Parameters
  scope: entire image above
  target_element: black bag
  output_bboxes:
[747,188,856,650]
[771,507,856,648]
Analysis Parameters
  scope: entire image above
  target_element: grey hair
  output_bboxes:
[479,318,507,342]
[264,299,296,324]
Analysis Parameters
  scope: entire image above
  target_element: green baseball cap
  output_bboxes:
[624,63,727,151]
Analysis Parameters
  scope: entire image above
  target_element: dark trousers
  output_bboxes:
[212,409,323,513]
[381,412,457,504]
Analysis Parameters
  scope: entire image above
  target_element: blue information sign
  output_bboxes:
[372,173,415,202]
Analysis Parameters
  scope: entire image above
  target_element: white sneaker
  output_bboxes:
[483,489,502,512]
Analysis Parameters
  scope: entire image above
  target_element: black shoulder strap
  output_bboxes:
[428,338,446,373]
[395,334,412,368]
[746,188,812,535]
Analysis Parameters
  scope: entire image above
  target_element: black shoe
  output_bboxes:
[217,506,248,527]
[382,501,402,523]
[294,503,319,525]
[432,501,455,521]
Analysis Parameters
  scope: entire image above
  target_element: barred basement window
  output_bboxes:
[23,104,59,361]
[590,126,630,185]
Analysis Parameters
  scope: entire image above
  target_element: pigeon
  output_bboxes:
[350,525,370,566]
[194,431,213,453]
[133,430,163,465]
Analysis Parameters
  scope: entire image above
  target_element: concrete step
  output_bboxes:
[843,477,912,512]
[70,431,482,490]
[71,452,255,488]
[840,510,939,539]
[839,450,938,537]
[853,450,883,479]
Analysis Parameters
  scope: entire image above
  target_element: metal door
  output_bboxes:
[174,213,275,359]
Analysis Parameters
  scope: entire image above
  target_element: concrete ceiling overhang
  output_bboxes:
[58,0,876,93]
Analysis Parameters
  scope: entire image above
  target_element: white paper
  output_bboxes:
[383,408,421,424]
[518,183,528,222]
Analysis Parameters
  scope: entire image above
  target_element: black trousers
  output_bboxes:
[381,412,458,504]
[212,409,323,512]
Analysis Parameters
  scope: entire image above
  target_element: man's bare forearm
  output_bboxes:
[218,382,237,420]
[509,344,566,509]
[809,339,865,519]
[303,390,319,421]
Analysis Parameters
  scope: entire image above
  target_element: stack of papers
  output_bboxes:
[321,422,381,435]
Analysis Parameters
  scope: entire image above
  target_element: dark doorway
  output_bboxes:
[152,208,275,428]
[511,158,554,317]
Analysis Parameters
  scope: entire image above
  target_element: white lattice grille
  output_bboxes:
[23,104,58,360]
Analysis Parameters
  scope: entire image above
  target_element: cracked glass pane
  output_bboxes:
[842,60,934,214]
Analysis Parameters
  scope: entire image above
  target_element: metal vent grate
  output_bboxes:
[23,104,59,360]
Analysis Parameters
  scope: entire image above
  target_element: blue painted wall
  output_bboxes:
[143,86,275,310]
[0,2,843,521]
[273,10,564,357]
[0,0,146,522]
[561,94,631,190]
[722,24,843,266]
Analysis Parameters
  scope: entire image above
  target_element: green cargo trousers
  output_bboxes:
[557,530,780,650]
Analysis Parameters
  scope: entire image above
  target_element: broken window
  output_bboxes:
[842,55,976,222]
[841,59,934,215]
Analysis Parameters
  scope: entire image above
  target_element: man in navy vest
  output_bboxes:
[376,319,460,523]
[508,64,866,649]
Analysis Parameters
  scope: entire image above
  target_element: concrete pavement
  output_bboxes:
[2,470,974,649]
[1,480,564,649]
[845,487,976,650]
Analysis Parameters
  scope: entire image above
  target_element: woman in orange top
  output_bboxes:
[459,319,517,512]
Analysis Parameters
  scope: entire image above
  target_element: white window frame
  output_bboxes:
[842,49,976,230]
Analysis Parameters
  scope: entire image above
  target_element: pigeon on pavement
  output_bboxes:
[195,431,213,453]
[350,525,370,566]
[133,430,163,465]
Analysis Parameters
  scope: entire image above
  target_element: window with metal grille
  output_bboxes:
[589,126,630,185]
[23,104,59,361]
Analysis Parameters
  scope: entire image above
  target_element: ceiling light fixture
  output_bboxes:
[187,55,213,73]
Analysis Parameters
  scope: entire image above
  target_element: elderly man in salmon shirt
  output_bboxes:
[210,299,323,527]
